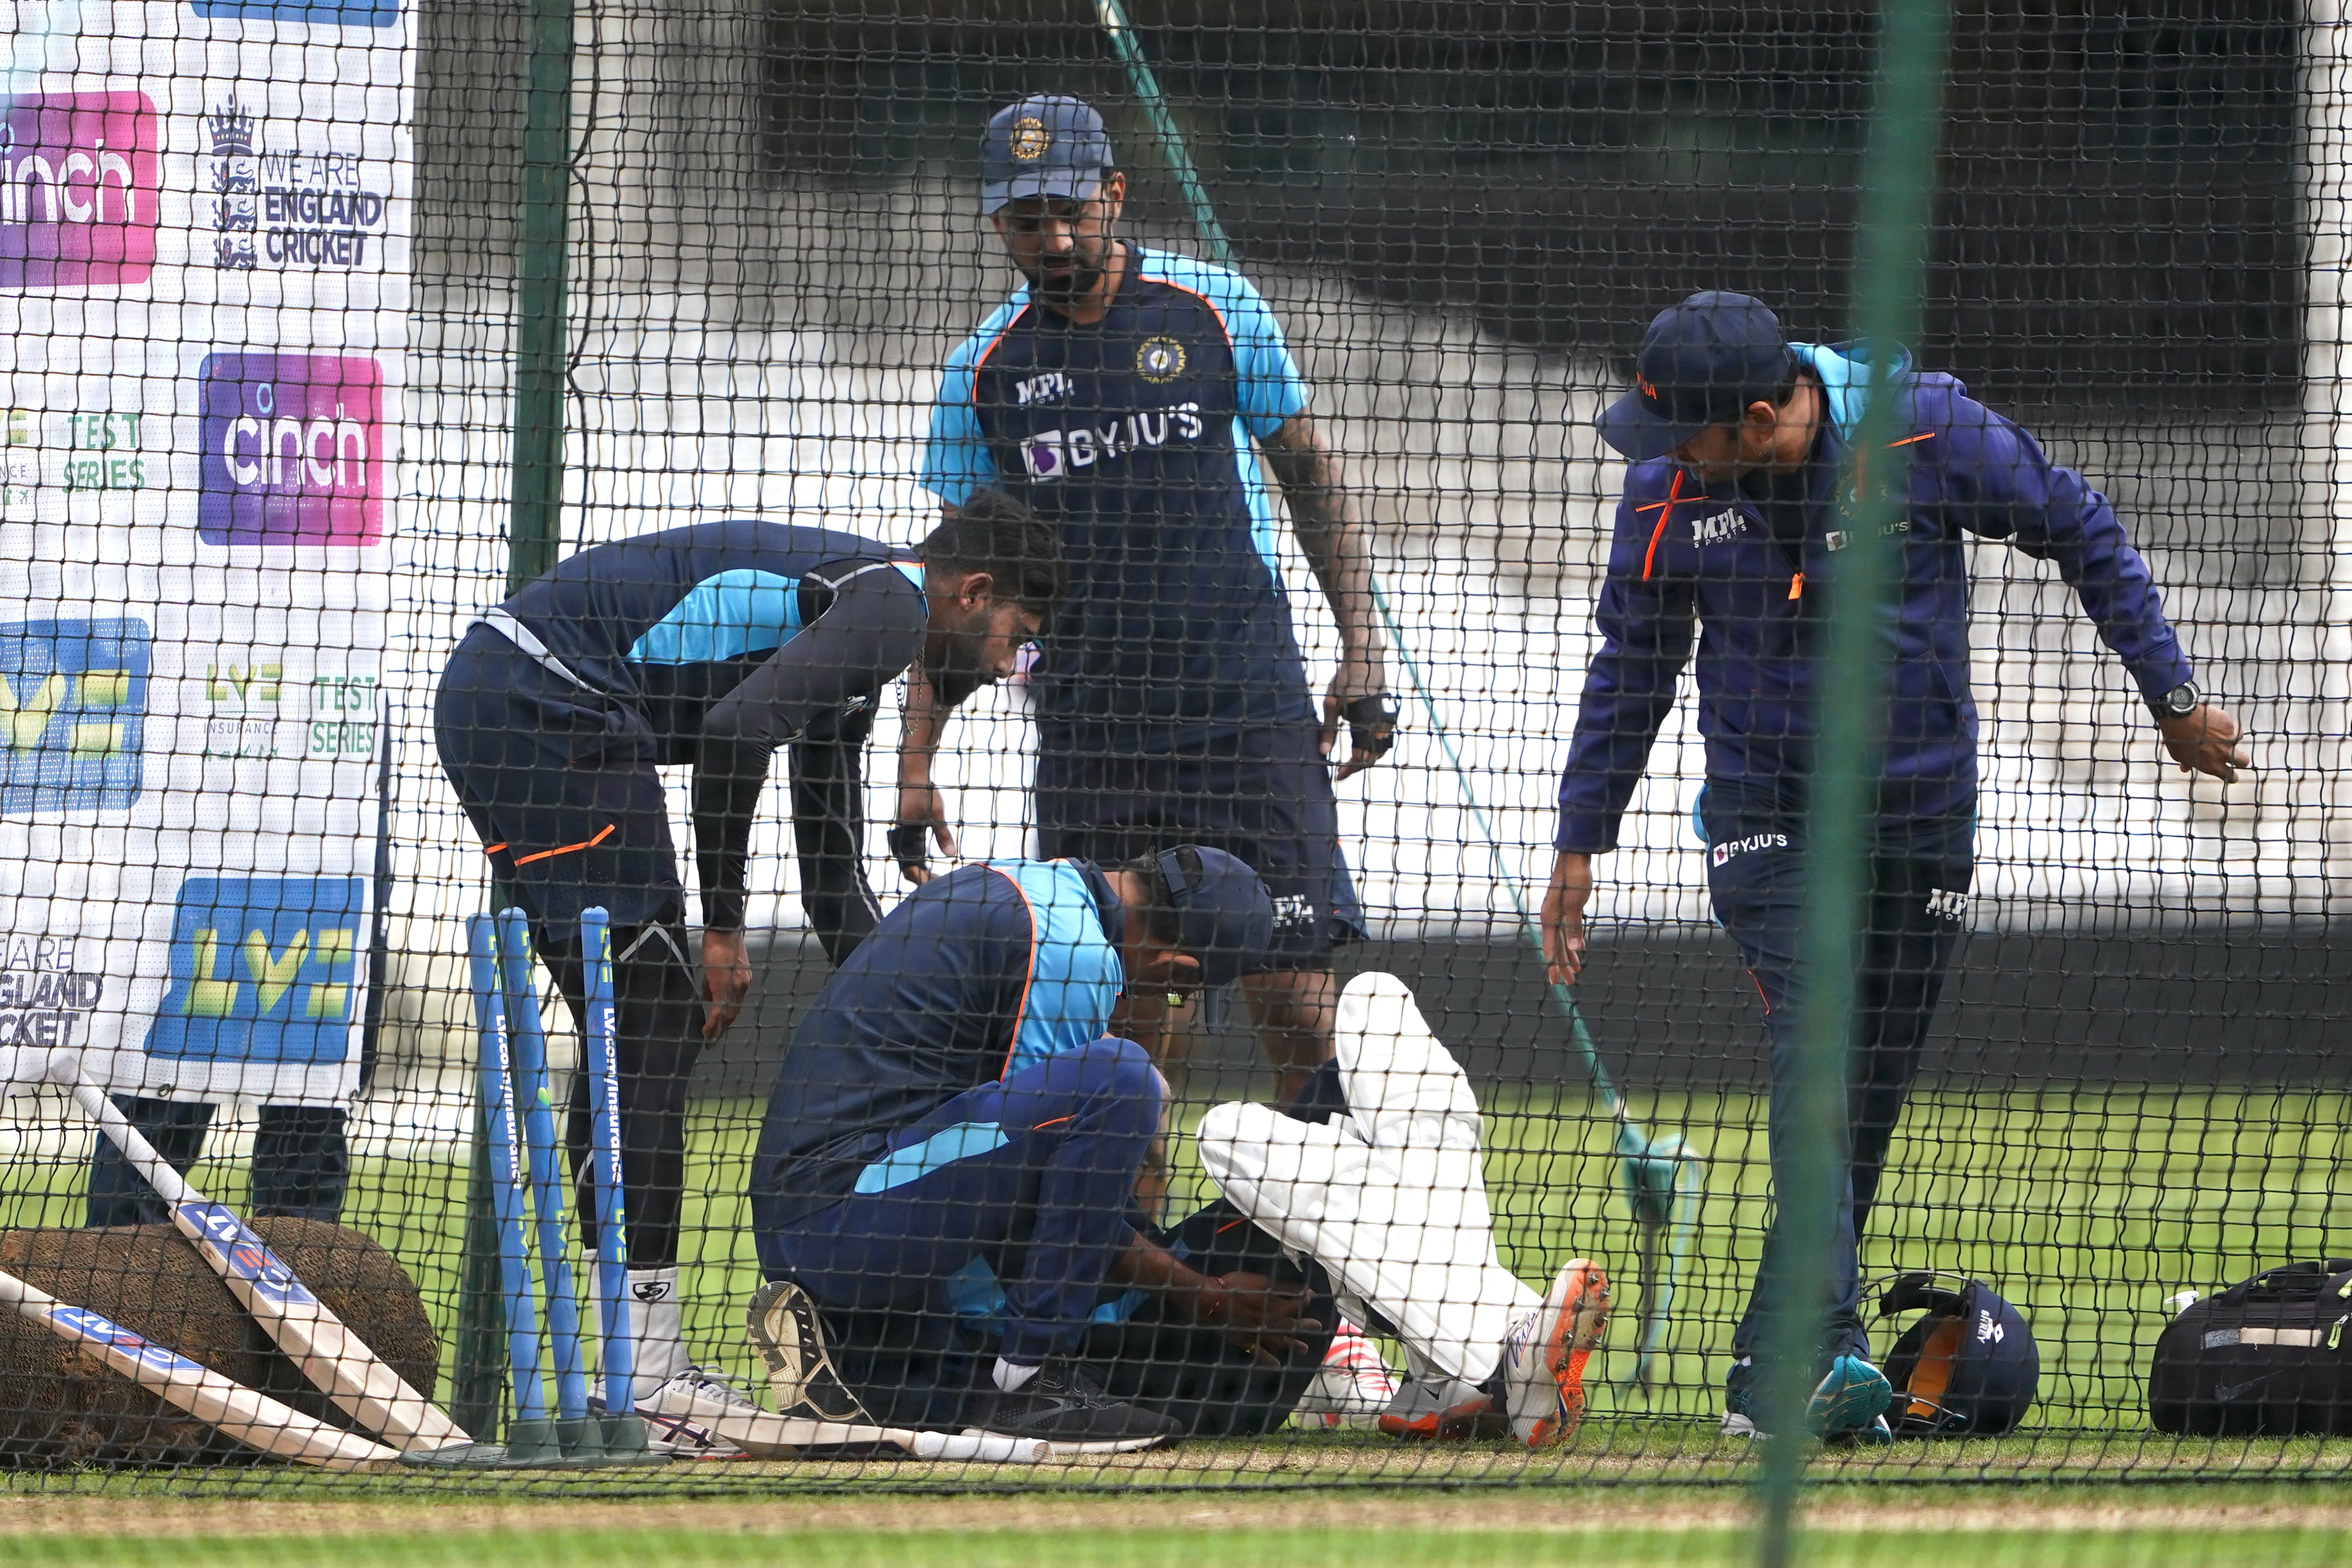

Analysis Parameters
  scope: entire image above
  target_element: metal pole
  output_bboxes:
[1752,0,1950,1562]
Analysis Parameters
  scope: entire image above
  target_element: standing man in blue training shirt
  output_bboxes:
[899,95,1398,1100]
[1537,293,2249,1440]
[433,494,1058,1436]
[746,845,1329,1451]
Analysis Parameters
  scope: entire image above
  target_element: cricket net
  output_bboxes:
[0,0,2346,1497]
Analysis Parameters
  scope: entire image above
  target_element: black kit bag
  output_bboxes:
[2147,1260,2352,1435]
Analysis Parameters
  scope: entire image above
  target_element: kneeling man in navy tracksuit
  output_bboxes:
[747,846,1327,1452]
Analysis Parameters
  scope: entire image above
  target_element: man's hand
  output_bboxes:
[2158,702,2251,784]
[1320,676,1396,781]
[890,781,961,886]
[1186,1271,1322,1366]
[1539,850,1595,990]
[700,927,751,1040]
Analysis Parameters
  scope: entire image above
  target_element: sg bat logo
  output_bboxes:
[178,1200,317,1306]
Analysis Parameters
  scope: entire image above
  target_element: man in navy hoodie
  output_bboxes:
[1537,292,2249,1438]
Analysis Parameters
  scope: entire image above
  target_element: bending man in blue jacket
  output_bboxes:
[1538,292,2249,1439]
[746,846,1333,1452]
[433,492,1057,1430]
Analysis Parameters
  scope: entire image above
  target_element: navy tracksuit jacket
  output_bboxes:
[1554,343,2201,1366]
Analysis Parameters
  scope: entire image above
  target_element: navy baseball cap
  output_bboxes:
[1874,1272,2040,1436]
[1597,292,1798,462]
[980,96,1113,216]
[1153,844,1276,989]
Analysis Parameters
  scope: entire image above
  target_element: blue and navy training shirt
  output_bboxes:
[494,518,926,927]
[1555,343,2198,856]
[919,244,1317,756]
[749,857,1128,1226]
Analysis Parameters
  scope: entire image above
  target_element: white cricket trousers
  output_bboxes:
[1196,972,1540,1387]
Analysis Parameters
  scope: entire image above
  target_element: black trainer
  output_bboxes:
[970,1359,1183,1453]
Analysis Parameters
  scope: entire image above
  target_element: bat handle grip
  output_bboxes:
[49,1050,194,1209]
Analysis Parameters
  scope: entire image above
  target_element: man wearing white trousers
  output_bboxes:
[1197,972,1612,1445]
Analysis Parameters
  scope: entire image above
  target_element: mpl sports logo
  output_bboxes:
[179,1201,318,1306]
[146,877,366,1064]
[1021,400,1205,482]
[197,353,386,545]
[0,618,150,815]
[0,93,161,289]
[1689,508,1748,546]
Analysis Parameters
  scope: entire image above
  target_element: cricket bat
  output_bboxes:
[49,1050,471,1453]
[647,1385,1150,1462]
[0,1263,397,1470]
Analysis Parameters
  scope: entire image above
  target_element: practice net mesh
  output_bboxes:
[0,0,2345,1491]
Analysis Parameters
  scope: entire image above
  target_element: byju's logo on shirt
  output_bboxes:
[1709,831,1789,868]
[0,93,161,288]
[1689,508,1748,546]
[197,353,386,545]
[1021,401,1205,482]
[0,618,149,815]
[146,877,366,1064]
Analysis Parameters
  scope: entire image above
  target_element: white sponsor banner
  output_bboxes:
[0,0,409,1106]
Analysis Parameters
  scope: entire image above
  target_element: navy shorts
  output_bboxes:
[1034,722,1364,969]
[433,627,683,929]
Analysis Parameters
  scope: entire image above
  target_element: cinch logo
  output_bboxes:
[0,93,160,288]
[197,353,385,545]
[146,877,366,1064]
[0,618,149,815]
[1021,401,1205,482]
[191,1,400,23]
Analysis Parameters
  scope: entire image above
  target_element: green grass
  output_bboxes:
[6,1524,2349,1568]
[5,1081,2345,1472]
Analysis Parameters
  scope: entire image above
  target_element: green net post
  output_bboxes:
[453,0,577,1435]
[508,0,573,593]
[1752,0,1952,1560]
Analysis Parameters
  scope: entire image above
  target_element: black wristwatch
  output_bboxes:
[2151,681,2200,720]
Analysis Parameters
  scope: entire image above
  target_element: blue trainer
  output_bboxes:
[1806,1354,1894,1435]
[1718,1354,1893,1439]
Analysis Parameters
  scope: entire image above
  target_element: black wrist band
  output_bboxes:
[887,824,929,865]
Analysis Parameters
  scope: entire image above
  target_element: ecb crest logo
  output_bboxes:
[0,618,149,815]
[0,93,161,289]
[197,353,386,545]
[147,877,367,1064]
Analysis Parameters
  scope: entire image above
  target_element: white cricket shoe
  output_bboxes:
[1502,1259,1612,1446]
[1294,1319,1399,1430]
[634,1366,756,1458]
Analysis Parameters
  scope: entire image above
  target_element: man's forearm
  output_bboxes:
[896,670,952,784]
[1265,415,1383,661]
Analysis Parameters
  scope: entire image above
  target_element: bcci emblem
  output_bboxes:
[1136,336,1186,383]
[1010,117,1049,162]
